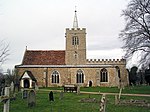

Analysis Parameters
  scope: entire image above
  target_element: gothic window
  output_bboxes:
[100,68,108,82]
[51,71,59,83]
[116,66,121,78]
[76,69,84,83]
[72,36,79,45]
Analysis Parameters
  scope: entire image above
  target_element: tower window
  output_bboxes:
[72,36,79,45]
[51,71,59,83]
[100,68,108,82]
[76,69,84,83]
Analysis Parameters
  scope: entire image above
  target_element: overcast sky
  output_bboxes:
[0,0,132,71]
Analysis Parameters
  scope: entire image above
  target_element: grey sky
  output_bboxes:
[0,0,131,71]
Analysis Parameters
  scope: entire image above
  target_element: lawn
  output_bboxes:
[0,86,150,112]
[40,85,150,94]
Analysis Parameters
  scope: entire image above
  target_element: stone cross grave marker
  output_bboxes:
[99,94,106,112]
[28,90,36,107]
[49,91,54,101]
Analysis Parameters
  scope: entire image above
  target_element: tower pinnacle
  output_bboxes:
[73,7,78,29]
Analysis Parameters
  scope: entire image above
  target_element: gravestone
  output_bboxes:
[99,94,106,112]
[14,83,20,92]
[49,91,54,101]
[59,91,64,100]
[28,90,36,107]
[115,95,119,105]
[77,85,80,95]
[22,90,28,99]
[35,84,39,91]
[10,82,14,93]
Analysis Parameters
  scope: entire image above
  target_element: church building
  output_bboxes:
[15,10,129,88]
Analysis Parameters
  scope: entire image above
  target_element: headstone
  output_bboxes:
[14,83,20,92]
[77,85,80,95]
[99,94,106,112]
[49,91,54,101]
[10,82,14,93]
[3,87,10,112]
[22,90,28,99]
[28,90,36,107]
[115,95,119,105]
[59,91,63,100]
[35,84,39,91]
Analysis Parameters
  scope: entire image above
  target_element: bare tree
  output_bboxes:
[0,39,9,65]
[119,0,150,68]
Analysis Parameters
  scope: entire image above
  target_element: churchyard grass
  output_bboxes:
[0,86,150,112]
[81,85,150,94]
[40,85,150,94]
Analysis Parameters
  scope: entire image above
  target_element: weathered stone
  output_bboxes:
[28,90,36,107]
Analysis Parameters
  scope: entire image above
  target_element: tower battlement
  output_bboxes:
[86,58,126,65]
[66,28,86,31]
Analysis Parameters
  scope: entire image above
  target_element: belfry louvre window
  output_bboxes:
[72,36,79,45]
[100,68,108,82]
[52,71,59,83]
[76,69,84,83]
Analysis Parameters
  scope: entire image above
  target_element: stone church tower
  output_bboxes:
[65,10,86,65]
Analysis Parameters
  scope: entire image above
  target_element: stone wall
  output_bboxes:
[16,65,129,87]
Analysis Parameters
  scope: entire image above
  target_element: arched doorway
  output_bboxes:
[24,79,30,88]
[89,81,92,87]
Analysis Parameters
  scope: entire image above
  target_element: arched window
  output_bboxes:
[76,69,84,83]
[116,66,121,79]
[51,71,59,83]
[100,68,108,82]
[72,36,79,45]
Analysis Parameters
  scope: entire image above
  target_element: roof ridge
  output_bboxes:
[26,50,65,52]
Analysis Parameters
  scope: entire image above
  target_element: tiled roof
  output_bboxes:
[22,50,65,65]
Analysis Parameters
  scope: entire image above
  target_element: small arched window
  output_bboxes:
[100,68,108,82]
[76,69,84,83]
[51,71,59,83]
[116,66,121,79]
